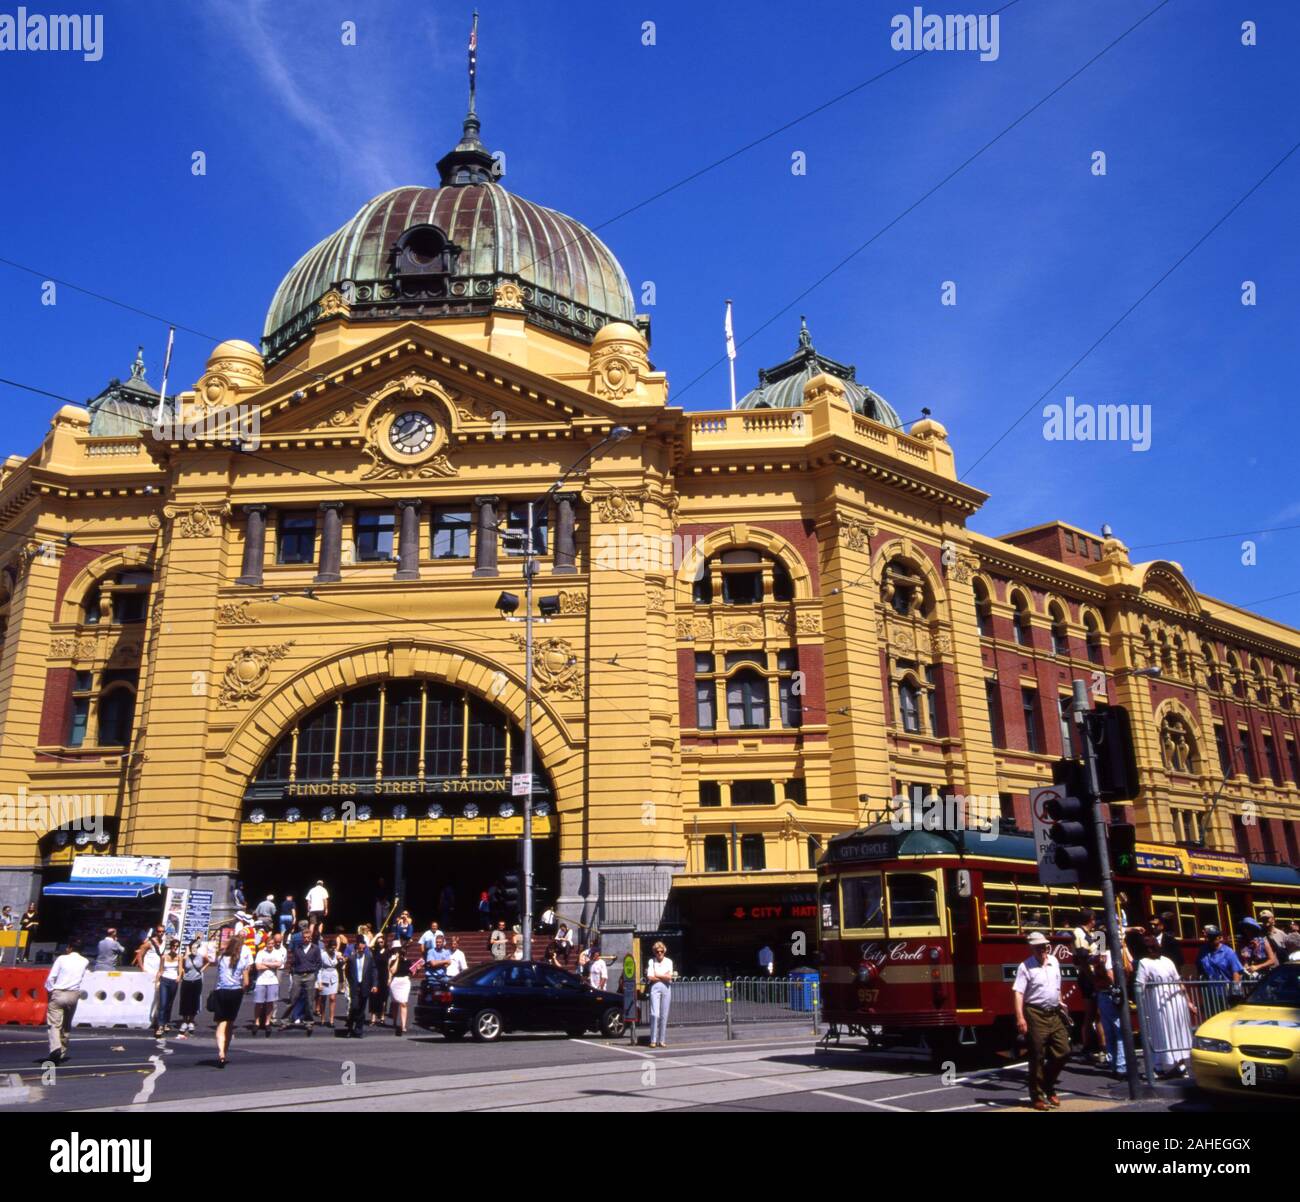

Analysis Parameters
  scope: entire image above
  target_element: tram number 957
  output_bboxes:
[856,988,880,1007]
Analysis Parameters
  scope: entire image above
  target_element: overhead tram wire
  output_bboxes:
[832,132,1300,601]
[669,0,1175,408]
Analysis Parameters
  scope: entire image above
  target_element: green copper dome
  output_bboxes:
[263,114,637,363]
[737,318,903,429]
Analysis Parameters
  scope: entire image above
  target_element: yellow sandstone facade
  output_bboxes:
[1,113,1298,968]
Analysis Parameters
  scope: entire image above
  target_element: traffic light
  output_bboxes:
[501,870,521,917]
[1090,704,1140,802]
[1044,793,1101,886]
[1109,822,1138,873]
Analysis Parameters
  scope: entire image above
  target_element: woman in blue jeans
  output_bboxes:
[154,939,183,1035]
[1090,950,1126,1075]
[646,942,676,1049]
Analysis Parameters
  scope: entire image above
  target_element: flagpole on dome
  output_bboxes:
[153,326,175,428]
[468,10,478,115]
[725,299,737,410]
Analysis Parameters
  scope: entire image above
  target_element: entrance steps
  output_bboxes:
[439,930,558,968]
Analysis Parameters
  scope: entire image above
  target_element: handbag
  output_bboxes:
[205,989,217,1014]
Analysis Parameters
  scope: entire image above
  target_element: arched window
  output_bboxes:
[1049,604,1069,657]
[882,558,930,618]
[898,678,921,734]
[83,587,102,625]
[1010,592,1032,647]
[1084,613,1104,665]
[726,669,769,730]
[97,684,136,748]
[693,549,799,607]
[973,580,993,638]
[1159,714,1200,775]
[1227,653,1245,699]
[1277,668,1293,711]
[1203,646,1220,692]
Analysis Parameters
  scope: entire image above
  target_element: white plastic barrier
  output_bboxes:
[72,970,156,1028]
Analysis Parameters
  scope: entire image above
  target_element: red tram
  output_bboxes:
[817,822,1300,1059]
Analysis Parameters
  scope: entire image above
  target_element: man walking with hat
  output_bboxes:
[1013,931,1072,1110]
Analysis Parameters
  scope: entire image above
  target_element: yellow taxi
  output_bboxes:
[1190,963,1300,1101]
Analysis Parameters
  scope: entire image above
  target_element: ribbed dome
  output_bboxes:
[263,182,636,358]
[737,318,903,429]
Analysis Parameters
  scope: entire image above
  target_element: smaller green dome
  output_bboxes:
[737,317,902,429]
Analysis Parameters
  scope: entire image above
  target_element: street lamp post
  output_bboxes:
[511,426,632,960]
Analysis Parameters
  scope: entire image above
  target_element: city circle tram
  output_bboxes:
[816,822,1300,1060]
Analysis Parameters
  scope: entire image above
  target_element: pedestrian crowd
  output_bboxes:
[1013,904,1300,1110]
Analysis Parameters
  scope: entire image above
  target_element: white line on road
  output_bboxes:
[131,1055,166,1104]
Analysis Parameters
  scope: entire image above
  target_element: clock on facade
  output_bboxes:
[388,410,436,455]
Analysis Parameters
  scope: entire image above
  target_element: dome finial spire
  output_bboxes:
[798,315,812,350]
[130,346,146,380]
[438,10,497,186]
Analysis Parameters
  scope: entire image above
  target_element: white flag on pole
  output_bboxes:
[724,300,736,361]
[155,326,175,421]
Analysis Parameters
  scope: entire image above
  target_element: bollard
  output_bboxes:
[811,978,820,1036]
[724,979,734,1041]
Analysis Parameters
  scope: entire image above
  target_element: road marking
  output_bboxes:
[131,1055,166,1104]
[810,1089,911,1111]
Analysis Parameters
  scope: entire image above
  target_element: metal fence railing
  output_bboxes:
[594,873,678,934]
[637,975,821,1037]
[1133,976,1262,1087]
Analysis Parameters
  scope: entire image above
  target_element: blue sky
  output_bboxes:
[1,0,1297,623]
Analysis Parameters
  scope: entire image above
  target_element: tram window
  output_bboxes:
[985,903,1019,931]
[887,874,939,928]
[1020,903,1049,931]
[819,881,839,932]
[841,875,884,931]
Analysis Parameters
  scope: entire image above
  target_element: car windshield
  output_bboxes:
[1242,965,1300,1007]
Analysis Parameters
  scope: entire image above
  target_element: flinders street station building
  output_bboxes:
[2,107,1299,970]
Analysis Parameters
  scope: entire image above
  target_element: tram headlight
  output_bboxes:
[498,802,515,819]
[464,802,480,820]
[249,809,266,825]
[285,808,301,824]
[929,948,941,962]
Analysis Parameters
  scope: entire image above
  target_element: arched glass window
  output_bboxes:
[898,679,921,733]
[1011,593,1032,647]
[772,559,794,602]
[973,580,993,638]
[1084,614,1104,665]
[1049,606,1069,656]
[97,685,136,747]
[882,558,929,618]
[726,669,769,729]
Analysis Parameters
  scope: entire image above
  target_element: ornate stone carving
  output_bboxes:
[724,620,762,644]
[168,502,228,539]
[694,617,712,641]
[217,600,259,626]
[512,634,584,700]
[312,400,366,430]
[109,642,141,665]
[558,590,587,615]
[587,487,649,524]
[839,516,877,553]
[51,634,99,661]
[676,616,694,639]
[647,587,665,614]
[361,427,457,481]
[218,642,295,708]
[948,555,978,585]
[317,287,351,319]
[589,329,648,400]
[930,629,952,656]
[796,610,823,635]
[493,281,525,310]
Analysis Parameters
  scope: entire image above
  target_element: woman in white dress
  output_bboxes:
[387,937,413,1035]
[316,936,340,1028]
[1134,936,1199,1077]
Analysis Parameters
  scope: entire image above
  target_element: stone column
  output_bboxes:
[473,495,499,578]
[553,493,579,574]
[235,505,268,586]
[395,499,422,580]
[315,502,344,583]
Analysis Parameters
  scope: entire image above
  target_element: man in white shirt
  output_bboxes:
[1012,931,1071,1110]
[589,953,609,991]
[44,938,89,1063]
[253,932,287,1035]
[305,880,329,925]
[419,922,442,957]
[446,935,468,979]
[758,945,775,975]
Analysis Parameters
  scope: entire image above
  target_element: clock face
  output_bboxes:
[389,410,435,455]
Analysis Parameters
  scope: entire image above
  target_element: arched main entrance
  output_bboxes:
[237,679,557,931]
